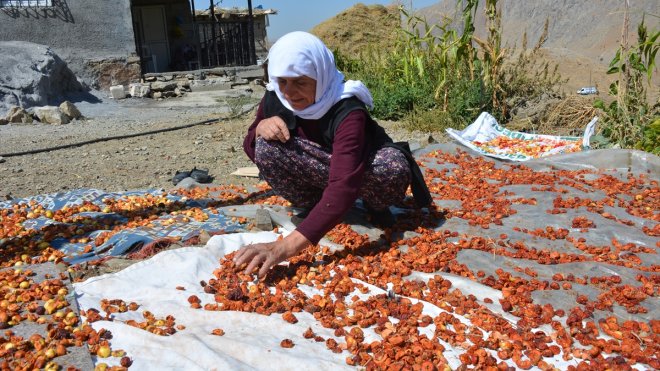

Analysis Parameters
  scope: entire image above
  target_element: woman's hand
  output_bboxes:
[233,230,311,278]
[255,116,290,143]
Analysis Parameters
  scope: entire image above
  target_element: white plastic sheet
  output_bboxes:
[446,112,598,161]
[74,232,574,370]
[74,232,354,370]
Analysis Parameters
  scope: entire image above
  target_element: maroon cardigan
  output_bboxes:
[243,97,371,244]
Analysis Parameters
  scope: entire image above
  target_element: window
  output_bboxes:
[0,0,52,7]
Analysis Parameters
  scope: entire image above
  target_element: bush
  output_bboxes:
[635,116,660,155]
[405,107,454,133]
[367,78,437,121]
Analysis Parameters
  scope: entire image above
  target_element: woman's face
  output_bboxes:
[277,75,317,110]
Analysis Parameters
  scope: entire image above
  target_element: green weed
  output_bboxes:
[595,14,659,149]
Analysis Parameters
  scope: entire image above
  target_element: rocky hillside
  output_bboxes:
[420,0,659,65]
[420,0,659,96]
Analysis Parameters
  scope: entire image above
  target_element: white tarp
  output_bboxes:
[74,232,352,371]
[74,232,576,370]
[446,112,598,161]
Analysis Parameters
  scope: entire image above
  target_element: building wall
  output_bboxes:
[253,15,269,58]
[0,0,138,87]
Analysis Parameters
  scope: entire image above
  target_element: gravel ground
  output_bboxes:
[0,88,443,199]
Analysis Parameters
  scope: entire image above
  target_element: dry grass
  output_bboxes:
[507,95,600,136]
[311,3,400,59]
[539,96,600,136]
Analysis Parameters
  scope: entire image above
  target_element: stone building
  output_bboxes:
[0,0,275,89]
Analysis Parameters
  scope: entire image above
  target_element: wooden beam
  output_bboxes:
[247,0,256,64]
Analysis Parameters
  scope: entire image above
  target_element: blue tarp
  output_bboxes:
[0,188,246,264]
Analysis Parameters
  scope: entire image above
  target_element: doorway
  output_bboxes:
[133,5,170,73]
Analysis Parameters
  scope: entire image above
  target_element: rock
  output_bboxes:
[236,68,266,80]
[174,88,182,96]
[232,85,253,92]
[0,41,83,117]
[0,157,5,163]
[231,77,249,86]
[198,230,211,245]
[0,118,7,125]
[6,106,32,123]
[109,85,126,99]
[144,76,157,82]
[128,83,151,98]
[34,106,70,125]
[162,91,177,98]
[59,101,82,119]
[151,91,162,99]
[254,209,273,231]
[176,81,191,89]
[150,81,178,92]
[189,79,232,92]
[100,258,135,273]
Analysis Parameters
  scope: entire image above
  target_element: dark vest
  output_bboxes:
[262,90,391,152]
[262,91,432,207]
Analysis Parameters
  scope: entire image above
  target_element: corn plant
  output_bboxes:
[458,0,479,79]
[595,14,659,149]
[472,0,507,118]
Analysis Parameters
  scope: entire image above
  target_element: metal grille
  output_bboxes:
[0,0,52,6]
[194,20,255,68]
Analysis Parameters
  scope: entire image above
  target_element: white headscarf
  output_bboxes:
[266,31,373,120]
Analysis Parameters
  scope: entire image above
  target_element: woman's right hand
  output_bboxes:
[255,116,290,143]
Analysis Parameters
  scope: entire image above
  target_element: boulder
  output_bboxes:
[0,41,83,117]
[176,80,191,90]
[110,85,126,99]
[59,101,82,120]
[34,106,70,125]
[150,81,178,92]
[128,83,151,98]
[0,118,8,125]
[6,106,32,123]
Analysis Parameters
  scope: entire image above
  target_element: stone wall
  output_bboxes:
[85,57,142,91]
[114,65,266,100]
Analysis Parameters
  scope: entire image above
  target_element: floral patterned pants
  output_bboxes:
[254,137,410,210]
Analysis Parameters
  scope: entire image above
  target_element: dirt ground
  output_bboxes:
[0,87,442,200]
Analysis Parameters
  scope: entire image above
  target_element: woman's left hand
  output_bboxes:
[233,230,311,278]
